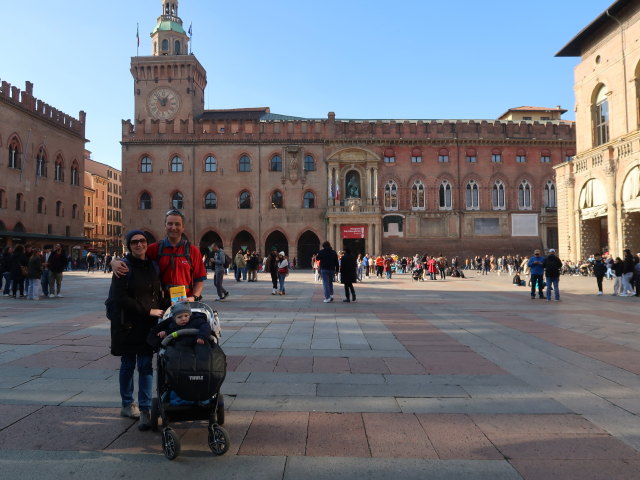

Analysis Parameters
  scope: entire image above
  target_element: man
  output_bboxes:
[620,249,636,297]
[592,253,607,296]
[234,250,246,282]
[316,241,339,303]
[113,210,206,301]
[340,248,357,302]
[48,243,68,298]
[543,248,563,301]
[40,245,52,297]
[211,243,230,301]
[527,249,545,299]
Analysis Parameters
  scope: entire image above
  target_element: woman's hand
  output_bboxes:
[150,309,164,317]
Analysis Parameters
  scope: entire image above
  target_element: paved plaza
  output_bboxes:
[1,269,639,479]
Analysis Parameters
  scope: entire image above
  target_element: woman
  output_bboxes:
[27,248,43,300]
[277,251,289,295]
[10,244,28,298]
[340,248,357,302]
[110,230,168,431]
[268,249,279,295]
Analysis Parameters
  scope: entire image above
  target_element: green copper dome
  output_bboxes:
[151,20,186,35]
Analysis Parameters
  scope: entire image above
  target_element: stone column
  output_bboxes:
[605,164,619,256]
[565,176,576,262]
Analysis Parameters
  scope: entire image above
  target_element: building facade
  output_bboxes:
[556,0,640,261]
[122,1,575,266]
[85,155,123,254]
[0,78,87,253]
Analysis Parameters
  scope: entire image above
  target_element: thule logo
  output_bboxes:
[189,375,203,381]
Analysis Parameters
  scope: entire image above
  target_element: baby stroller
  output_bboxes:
[412,266,424,281]
[149,301,229,460]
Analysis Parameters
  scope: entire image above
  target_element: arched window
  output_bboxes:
[140,192,152,210]
[303,191,315,208]
[55,200,63,217]
[0,189,5,209]
[239,155,251,172]
[411,180,425,210]
[239,191,251,209]
[270,155,282,172]
[544,181,556,208]
[204,155,217,172]
[71,161,79,186]
[304,155,315,171]
[271,190,283,209]
[72,204,78,219]
[439,180,452,210]
[54,155,64,181]
[204,191,217,209]
[465,180,480,210]
[140,156,152,173]
[37,197,45,214]
[383,180,398,210]
[171,191,184,210]
[162,39,169,51]
[492,180,506,210]
[518,180,532,210]
[170,156,183,172]
[15,193,23,211]
[36,148,47,177]
[593,85,610,146]
[8,138,21,169]
[174,40,181,54]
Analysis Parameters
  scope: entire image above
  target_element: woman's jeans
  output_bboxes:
[119,354,153,410]
[278,273,286,293]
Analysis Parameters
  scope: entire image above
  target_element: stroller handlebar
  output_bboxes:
[160,328,201,347]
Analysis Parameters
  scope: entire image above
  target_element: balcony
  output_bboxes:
[327,198,380,215]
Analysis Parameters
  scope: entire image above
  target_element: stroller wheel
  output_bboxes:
[162,428,181,460]
[150,398,159,432]
[217,394,225,426]
[208,425,230,456]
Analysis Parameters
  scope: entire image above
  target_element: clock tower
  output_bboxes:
[130,0,207,124]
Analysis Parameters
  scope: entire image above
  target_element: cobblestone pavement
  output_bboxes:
[1,269,639,479]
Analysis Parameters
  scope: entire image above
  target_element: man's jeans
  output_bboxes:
[320,269,334,299]
[41,269,50,296]
[546,276,560,300]
[2,272,11,295]
[119,354,153,410]
[530,274,544,298]
[214,268,227,298]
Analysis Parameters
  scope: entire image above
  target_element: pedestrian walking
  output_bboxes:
[340,248,357,302]
[543,249,562,301]
[316,241,339,303]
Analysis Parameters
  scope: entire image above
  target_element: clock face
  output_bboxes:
[147,87,180,120]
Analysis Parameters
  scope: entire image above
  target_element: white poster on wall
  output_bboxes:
[512,214,538,236]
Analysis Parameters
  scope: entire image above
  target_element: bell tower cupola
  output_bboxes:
[151,0,189,56]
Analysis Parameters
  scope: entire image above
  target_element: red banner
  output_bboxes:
[341,226,367,239]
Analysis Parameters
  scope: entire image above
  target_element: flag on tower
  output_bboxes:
[188,22,193,37]
[136,23,140,47]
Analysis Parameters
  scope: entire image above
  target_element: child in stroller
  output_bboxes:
[412,265,424,281]
[147,301,228,460]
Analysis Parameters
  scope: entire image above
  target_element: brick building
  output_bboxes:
[84,155,123,254]
[122,1,575,266]
[0,78,87,255]
[556,0,640,261]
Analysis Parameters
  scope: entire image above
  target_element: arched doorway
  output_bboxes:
[232,230,256,256]
[265,230,288,257]
[144,231,157,244]
[200,231,222,252]
[297,230,320,268]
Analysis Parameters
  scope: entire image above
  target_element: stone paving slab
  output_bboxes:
[2,270,640,478]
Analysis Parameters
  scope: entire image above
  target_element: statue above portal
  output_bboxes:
[346,171,361,198]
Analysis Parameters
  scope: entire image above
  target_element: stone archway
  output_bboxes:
[265,230,288,257]
[232,230,256,256]
[200,231,222,252]
[297,230,320,268]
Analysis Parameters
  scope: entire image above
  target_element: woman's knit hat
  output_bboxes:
[124,229,146,251]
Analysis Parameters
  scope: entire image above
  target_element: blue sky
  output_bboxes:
[3,1,610,168]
